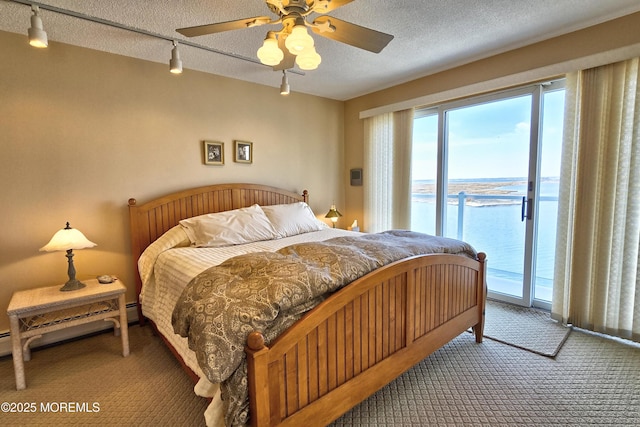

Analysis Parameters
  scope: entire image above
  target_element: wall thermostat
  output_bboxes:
[350,168,362,186]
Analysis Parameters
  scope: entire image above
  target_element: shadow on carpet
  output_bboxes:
[478,300,572,357]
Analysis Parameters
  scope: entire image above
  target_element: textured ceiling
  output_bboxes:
[2,0,640,100]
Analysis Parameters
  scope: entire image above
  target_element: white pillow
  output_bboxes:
[179,204,279,247]
[261,202,329,238]
[138,225,191,285]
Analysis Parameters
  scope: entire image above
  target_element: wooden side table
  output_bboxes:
[7,278,129,390]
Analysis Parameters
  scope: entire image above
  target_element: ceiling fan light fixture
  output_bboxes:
[285,23,314,55]
[28,5,48,48]
[173,1,394,74]
[295,46,321,70]
[257,32,284,66]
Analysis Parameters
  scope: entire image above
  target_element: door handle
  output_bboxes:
[521,197,532,221]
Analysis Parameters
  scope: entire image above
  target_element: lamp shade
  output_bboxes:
[295,46,321,70]
[257,32,284,66]
[285,24,314,55]
[325,204,342,227]
[41,222,96,291]
[40,223,96,252]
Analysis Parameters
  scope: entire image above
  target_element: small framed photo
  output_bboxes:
[234,141,253,164]
[203,141,224,165]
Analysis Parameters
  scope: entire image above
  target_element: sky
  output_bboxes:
[411,89,565,181]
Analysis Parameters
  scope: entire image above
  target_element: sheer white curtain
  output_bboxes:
[363,109,414,233]
[552,58,640,342]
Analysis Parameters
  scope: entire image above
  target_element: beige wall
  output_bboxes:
[0,30,344,332]
[343,12,640,230]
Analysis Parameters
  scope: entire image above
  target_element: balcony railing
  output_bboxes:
[452,192,558,240]
[412,191,558,239]
[412,190,559,301]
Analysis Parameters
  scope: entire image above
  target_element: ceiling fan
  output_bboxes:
[176,0,394,71]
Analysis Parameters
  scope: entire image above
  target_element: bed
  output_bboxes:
[128,183,487,427]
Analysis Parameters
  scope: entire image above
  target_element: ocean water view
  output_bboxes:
[411,178,560,301]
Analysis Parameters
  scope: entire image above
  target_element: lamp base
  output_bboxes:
[59,279,86,292]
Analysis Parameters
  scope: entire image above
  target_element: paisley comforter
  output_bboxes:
[172,230,476,425]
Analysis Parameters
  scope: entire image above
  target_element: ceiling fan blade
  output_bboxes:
[311,0,354,13]
[311,16,393,53]
[273,35,296,71]
[176,16,273,37]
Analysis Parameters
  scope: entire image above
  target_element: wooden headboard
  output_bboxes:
[128,183,308,320]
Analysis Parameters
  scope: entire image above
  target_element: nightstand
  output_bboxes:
[7,278,129,390]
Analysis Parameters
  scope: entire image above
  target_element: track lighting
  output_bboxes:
[16,1,306,77]
[169,40,183,74]
[28,5,48,48]
[280,70,290,95]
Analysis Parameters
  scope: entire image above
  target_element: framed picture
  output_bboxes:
[203,141,224,165]
[234,140,253,164]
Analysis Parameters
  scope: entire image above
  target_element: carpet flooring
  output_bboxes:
[332,328,640,426]
[0,308,638,426]
[0,325,208,426]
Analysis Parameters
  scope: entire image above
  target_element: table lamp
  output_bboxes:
[325,204,342,228]
[40,222,97,291]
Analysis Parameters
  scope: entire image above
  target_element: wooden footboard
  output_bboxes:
[246,252,486,427]
[129,183,486,427]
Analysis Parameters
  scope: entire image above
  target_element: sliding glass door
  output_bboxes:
[411,82,564,308]
[445,93,532,301]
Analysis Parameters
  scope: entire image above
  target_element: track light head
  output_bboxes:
[169,41,183,74]
[28,5,48,48]
[280,70,290,95]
